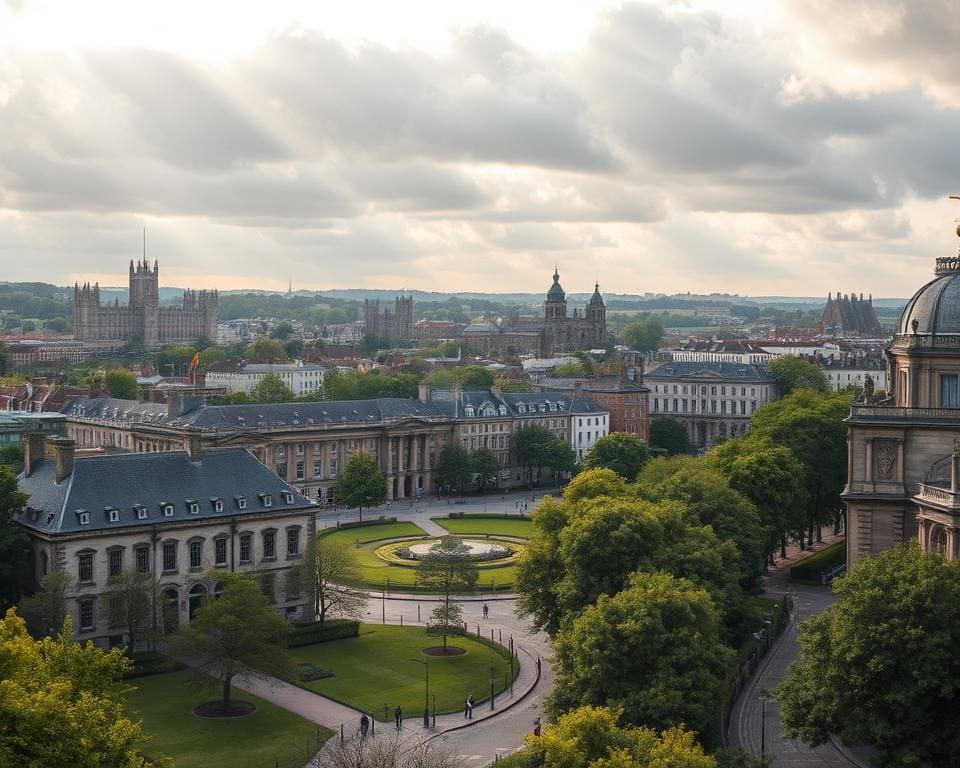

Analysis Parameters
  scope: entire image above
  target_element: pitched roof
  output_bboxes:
[645,361,774,381]
[18,447,314,536]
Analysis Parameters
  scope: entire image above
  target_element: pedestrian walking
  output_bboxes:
[360,713,369,738]
[482,603,489,619]
[394,705,403,732]
[464,695,470,719]
[467,694,474,719]
[533,716,541,736]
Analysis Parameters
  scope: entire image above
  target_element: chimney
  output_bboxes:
[49,437,75,484]
[418,383,432,403]
[88,377,103,399]
[166,391,202,419]
[23,432,46,477]
[184,430,203,461]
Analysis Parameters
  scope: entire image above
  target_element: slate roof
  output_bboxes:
[62,396,451,431]
[645,362,774,381]
[18,447,314,537]
[430,389,607,417]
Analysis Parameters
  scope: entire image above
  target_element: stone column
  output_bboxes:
[948,527,956,561]
[865,438,873,483]
[395,436,406,499]
[897,439,905,484]
[385,436,395,501]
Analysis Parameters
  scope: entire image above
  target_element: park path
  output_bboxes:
[728,530,863,767]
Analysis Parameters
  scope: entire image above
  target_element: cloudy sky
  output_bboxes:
[2,0,960,297]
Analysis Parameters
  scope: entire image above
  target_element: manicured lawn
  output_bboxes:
[319,520,517,591]
[293,624,519,720]
[433,516,533,539]
[127,671,331,768]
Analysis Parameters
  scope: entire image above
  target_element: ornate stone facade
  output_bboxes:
[363,296,414,341]
[73,260,217,348]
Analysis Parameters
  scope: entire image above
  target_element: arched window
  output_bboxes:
[930,525,948,555]
[188,583,207,621]
[162,587,179,633]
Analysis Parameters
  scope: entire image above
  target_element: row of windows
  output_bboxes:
[653,384,764,397]
[652,398,758,416]
[577,416,606,427]
[75,528,301,584]
[75,492,295,526]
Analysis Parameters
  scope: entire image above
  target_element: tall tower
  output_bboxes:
[544,267,567,321]
[586,282,606,343]
[129,259,160,345]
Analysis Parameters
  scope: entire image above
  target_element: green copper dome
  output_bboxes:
[547,267,565,302]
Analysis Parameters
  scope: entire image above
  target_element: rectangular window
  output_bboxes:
[189,541,202,569]
[79,599,94,631]
[78,553,93,584]
[296,462,305,480]
[275,445,286,456]
[239,534,252,563]
[260,573,276,604]
[942,374,959,407]
[296,443,304,455]
[215,538,227,566]
[108,549,123,578]
[263,531,276,559]
[135,545,150,574]
[276,463,287,479]
[287,528,300,557]
[330,459,337,477]
[313,461,321,478]
[162,542,177,572]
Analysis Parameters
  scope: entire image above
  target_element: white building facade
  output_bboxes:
[205,361,327,397]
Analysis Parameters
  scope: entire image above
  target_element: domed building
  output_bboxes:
[845,232,960,563]
[543,269,608,354]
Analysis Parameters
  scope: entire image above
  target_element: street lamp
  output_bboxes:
[758,690,769,756]
[489,663,495,711]
[411,659,430,727]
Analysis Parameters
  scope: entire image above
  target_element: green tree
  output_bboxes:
[0,609,147,768]
[170,571,294,712]
[335,452,387,519]
[767,355,829,396]
[104,369,138,400]
[0,340,8,375]
[286,536,367,627]
[515,425,566,486]
[515,497,570,636]
[499,705,716,768]
[619,318,664,352]
[417,536,479,648]
[435,443,473,495]
[581,433,651,480]
[44,316,69,332]
[101,569,159,652]
[18,571,72,638]
[494,375,533,393]
[197,346,225,367]
[245,335,289,361]
[471,448,499,493]
[222,392,253,405]
[0,441,23,469]
[249,372,296,403]
[648,417,690,455]
[284,338,304,357]
[553,361,588,377]
[269,321,294,341]
[549,571,733,739]
[157,344,197,375]
[777,543,960,768]
[0,465,28,609]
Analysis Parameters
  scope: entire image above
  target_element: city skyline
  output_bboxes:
[3,0,959,296]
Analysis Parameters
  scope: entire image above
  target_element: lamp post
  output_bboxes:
[758,690,769,757]
[489,664,495,711]
[411,659,430,727]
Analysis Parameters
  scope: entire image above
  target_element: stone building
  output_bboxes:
[819,292,883,337]
[363,296,414,342]
[536,373,650,441]
[74,260,217,348]
[645,361,777,448]
[204,360,327,397]
[845,234,960,564]
[16,434,315,648]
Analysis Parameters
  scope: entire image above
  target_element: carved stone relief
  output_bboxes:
[874,439,898,481]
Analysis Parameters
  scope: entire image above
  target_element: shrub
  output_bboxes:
[296,661,334,681]
[790,541,846,583]
[288,619,361,647]
[336,518,398,530]
[125,651,187,679]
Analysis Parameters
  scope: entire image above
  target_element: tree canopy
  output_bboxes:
[286,536,367,627]
[104,369,138,400]
[767,355,829,396]
[619,318,665,352]
[170,571,293,711]
[249,372,296,403]
[0,609,147,768]
[245,335,289,361]
[417,536,478,648]
[0,465,28,610]
[515,425,570,485]
[434,444,473,495]
[648,417,690,455]
[335,453,387,513]
[777,543,960,768]
[471,447,499,493]
[549,572,733,739]
[581,433,651,480]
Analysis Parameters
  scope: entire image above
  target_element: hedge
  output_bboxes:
[335,517,398,530]
[288,619,361,647]
[125,651,187,679]
[790,541,846,583]
[446,512,528,519]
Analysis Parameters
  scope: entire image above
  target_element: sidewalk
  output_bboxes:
[763,529,845,580]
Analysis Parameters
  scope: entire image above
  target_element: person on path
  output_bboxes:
[482,603,489,619]
[464,695,470,719]
[467,694,474,719]
[395,705,403,732]
[360,713,369,739]
[533,716,541,736]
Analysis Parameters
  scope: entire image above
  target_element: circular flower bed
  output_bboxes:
[374,537,524,568]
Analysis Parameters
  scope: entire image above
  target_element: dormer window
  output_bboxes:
[261,494,273,508]
[499,405,507,416]
[77,510,90,525]
[211,497,224,513]
[282,491,294,505]
[106,507,119,523]
[187,501,199,515]
[236,495,247,510]
[464,406,475,417]
[518,403,526,413]
[162,503,174,518]
[134,505,148,520]
[557,402,565,411]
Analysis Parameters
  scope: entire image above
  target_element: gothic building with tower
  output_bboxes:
[73,260,217,349]
[363,296,414,341]
[845,226,960,564]
[819,291,883,336]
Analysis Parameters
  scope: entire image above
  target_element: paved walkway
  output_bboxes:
[729,531,858,767]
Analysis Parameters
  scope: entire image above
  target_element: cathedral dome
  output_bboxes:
[898,255,960,335]
[588,282,604,306]
[547,268,565,302]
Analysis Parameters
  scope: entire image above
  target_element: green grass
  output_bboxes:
[790,541,846,583]
[293,624,518,720]
[433,516,534,539]
[127,671,331,768]
[320,520,519,592]
[737,597,786,664]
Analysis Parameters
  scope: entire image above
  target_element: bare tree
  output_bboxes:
[316,732,464,768]
[19,571,72,638]
[287,536,368,626]
[101,569,159,651]
[417,536,478,649]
